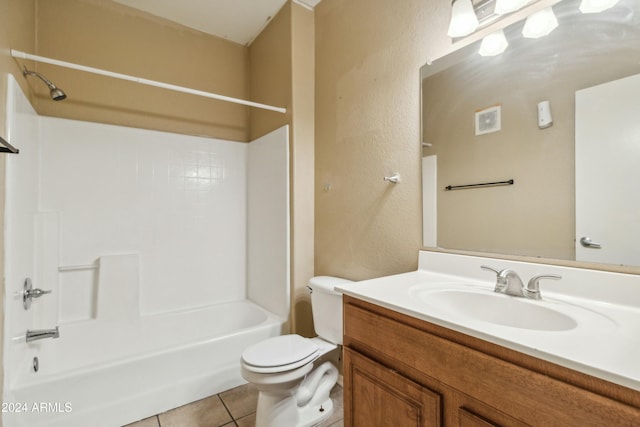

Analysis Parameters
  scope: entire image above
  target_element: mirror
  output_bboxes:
[421,0,640,268]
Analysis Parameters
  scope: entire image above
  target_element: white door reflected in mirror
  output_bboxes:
[575,73,640,266]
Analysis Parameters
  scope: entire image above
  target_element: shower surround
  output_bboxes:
[3,76,289,427]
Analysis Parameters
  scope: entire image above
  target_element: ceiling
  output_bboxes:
[112,0,322,46]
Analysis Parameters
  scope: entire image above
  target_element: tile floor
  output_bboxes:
[123,383,344,427]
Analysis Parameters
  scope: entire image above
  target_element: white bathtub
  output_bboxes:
[3,300,284,427]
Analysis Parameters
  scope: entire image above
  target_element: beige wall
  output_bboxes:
[290,4,315,337]
[250,2,316,336]
[0,0,35,108]
[249,3,292,141]
[313,0,574,279]
[36,0,250,141]
[314,0,451,280]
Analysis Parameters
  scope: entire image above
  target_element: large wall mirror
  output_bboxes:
[421,0,640,268]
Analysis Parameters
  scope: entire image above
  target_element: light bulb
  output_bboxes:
[522,7,559,38]
[447,0,480,38]
[479,30,509,56]
[579,0,620,13]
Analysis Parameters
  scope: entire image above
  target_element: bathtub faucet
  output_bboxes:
[26,326,60,343]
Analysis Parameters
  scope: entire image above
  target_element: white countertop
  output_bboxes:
[336,251,640,392]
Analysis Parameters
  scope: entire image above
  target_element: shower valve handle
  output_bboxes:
[28,288,52,298]
[23,278,52,310]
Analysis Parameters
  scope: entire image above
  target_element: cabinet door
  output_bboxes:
[344,348,442,427]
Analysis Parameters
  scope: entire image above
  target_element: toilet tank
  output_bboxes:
[308,276,353,345]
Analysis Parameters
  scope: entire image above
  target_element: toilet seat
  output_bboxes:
[241,334,320,374]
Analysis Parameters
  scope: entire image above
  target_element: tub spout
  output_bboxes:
[26,326,60,342]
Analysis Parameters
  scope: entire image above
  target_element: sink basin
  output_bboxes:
[409,287,578,331]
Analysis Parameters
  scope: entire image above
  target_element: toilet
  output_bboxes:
[241,276,352,427]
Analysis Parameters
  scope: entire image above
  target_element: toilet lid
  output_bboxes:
[242,334,319,369]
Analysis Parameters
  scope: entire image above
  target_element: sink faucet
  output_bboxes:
[482,266,525,297]
[498,269,526,297]
[482,266,562,300]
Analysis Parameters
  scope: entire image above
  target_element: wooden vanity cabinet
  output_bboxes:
[344,348,441,426]
[343,295,640,427]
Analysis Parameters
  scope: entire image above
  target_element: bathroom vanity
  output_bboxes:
[337,252,640,426]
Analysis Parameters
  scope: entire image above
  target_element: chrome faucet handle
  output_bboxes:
[480,265,500,275]
[525,274,562,300]
[481,266,508,293]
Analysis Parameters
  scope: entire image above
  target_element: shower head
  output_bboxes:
[22,66,67,101]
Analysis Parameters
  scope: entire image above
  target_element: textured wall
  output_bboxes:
[314,0,451,280]
[248,2,292,141]
[313,0,569,280]
[0,0,35,114]
[35,0,250,141]
[290,4,316,337]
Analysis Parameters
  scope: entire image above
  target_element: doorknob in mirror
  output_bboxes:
[580,237,601,249]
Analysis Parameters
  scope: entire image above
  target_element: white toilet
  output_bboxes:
[241,276,352,427]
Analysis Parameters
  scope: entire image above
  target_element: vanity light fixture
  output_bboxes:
[522,7,559,38]
[447,0,534,39]
[579,0,620,13]
[494,0,529,15]
[479,29,509,56]
[447,0,480,38]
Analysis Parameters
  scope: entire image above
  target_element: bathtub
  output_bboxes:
[3,300,284,427]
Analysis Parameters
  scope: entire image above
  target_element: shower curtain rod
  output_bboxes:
[11,49,287,114]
